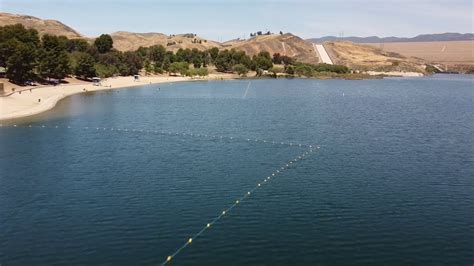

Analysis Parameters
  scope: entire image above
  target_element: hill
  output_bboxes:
[324,41,426,72]
[308,33,474,43]
[224,33,320,64]
[365,41,474,66]
[0,12,83,39]
[110,31,222,52]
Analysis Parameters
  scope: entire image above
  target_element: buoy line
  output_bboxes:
[160,146,319,265]
[0,123,322,265]
[0,124,317,149]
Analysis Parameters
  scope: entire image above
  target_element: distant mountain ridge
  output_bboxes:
[308,33,474,43]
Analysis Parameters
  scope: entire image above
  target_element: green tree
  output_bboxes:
[74,52,96,79]
[285,65,295,75]
[273,53,282,64]
[120,51,143,75]
[294,64,313,77]
[208,47,219,62]
[6,42,37,84]
[148,45,166,64]
[67,38,90,52]
[94,63,118,78]
[162,56,171,71]
[38,34,71,80]
[0,24,40,67]
[253,51,273,70]
[233,64,249,76]
[169,62,189,75]
[94,34,113,53]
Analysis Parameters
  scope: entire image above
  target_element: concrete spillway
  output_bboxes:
[314,43,333,65]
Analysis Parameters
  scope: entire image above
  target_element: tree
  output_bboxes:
[67,38,90,52]
[0,24,40,67]
[0,39,21,68]
[253,51,273,70]
[208,47,219,62]
[162,56,171,71]
[285,65,295,75]
[120,51,143,75]
[74,52,96,79]
[169,62,189,75]
[94,34,113,53]
[38,34,71,80]
[294,64,313,77]
[94,63,118,78]
[273,53,282,64]
[6,42,37,84]
[192,57,202,68]
[148,45,166,64]
[233,64,248,76]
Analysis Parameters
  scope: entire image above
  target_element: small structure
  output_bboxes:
[134,75,140,81]
[0,82,4,95]
[92,77,101,86]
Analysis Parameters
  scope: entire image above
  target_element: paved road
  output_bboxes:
[313,43,333,64]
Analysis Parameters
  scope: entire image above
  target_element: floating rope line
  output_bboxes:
[0,124,317,149]
[0,123,322,265]
[160,146,318,265]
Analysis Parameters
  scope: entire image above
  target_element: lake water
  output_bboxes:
[1,75,473,265]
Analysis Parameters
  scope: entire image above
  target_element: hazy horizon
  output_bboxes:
[1,0,473,41]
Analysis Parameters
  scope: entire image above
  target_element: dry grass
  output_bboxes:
[324,41,426,72]
[224,33,320,64]
[0,12,83,39]
[365,41,474,65]
[111,32,222,52]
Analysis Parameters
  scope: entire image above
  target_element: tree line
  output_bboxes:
[0,23,350,85]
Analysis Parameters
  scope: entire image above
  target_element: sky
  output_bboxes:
[1,0,472,41]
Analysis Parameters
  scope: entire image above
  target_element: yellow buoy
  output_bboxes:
[236,200,239,204]
[222,210,226,215]
[188,238,193,244]
[207,223,211,228]
[167,256,172,262]
[258,183,261,187]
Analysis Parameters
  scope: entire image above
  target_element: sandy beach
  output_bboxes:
[0,74,237,121]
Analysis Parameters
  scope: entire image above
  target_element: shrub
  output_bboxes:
[233,64,249,76]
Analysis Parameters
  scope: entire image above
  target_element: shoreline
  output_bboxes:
[0,72,427,121]
[0,74,238,122]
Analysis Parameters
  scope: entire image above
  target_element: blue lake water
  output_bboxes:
[0,75,473,265]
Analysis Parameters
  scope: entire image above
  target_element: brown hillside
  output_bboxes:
[0,12,83,39]
[324,41,426,72]
[111,31,222,52]
[365,41,474,65]
[224,33,320,64]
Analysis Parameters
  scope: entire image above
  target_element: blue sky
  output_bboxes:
[1,0,472,41]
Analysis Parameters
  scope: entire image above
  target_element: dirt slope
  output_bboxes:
[110,31,222,51]
[324,41,426,72]
[224,33,320,64]
[0,12,83,39]
[365,41,474,65]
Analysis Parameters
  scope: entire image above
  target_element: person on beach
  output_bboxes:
[38,98,41,102]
